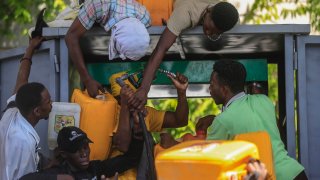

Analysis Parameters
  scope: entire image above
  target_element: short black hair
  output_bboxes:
[210,2,239,32]
[15,82,46,115]
[213,60,246,94]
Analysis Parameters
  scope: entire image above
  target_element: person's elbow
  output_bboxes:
[65,30,77,47]
[174,115,189,128]
[179,117,189,127]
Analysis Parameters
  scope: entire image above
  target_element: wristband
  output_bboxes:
[20,57,32,64]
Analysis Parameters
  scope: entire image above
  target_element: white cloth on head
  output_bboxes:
[109,17,150,61]
[0,94,40,180]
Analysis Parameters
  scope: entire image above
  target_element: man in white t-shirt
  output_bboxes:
[0,36,53,180]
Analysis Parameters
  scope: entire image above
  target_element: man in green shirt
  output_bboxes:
[204,60,306,180]
[129,0,239,110]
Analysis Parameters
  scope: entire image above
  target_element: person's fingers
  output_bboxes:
[99,86,106,93]
[88,89,98,98]
[142,108,148,116]
[260,162,266,169]
[137,102,146,110]
[130,96,142,108]
[230,174,236,180]
[100,174,106,180]
[127,88,133,95]
[127,95,135,103]
[176,72,182,81]
[248,158,257,164]
[121,85,130,95]
[247,162,255,172]
[127,95,136,105]
[180,75,188,84]
[114,172,119,180]
[260,163,268,177]
[167,74,179,86]
[253,161,261,170]
[121,86,128,94]
[175,72,187,82]
[125,93,134,101]
[131,98,141,108]
[167,73,175,81]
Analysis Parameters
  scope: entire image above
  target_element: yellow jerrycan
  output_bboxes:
[71,89,118,160]
[155,140,260,180]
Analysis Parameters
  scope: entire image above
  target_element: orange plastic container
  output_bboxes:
[71,89,118,160]
[137,0,173,25]
[234,131,276,180]
[155,140,259,180]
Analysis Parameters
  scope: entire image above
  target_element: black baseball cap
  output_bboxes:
[57,126,93,153]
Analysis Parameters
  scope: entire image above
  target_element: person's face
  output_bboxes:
[209,72,224,105]
[202,8,222,41]
[36,89,52,120]
[65,143,90,171]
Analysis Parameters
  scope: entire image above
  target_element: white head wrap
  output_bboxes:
[109,17,150,61]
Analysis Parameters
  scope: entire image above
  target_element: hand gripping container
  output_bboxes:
[71,89,118,160]
[234,131,276,179]
[155,140,260,180]
[48,102,81,150]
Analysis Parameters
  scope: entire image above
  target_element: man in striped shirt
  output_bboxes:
[65,0,151,98]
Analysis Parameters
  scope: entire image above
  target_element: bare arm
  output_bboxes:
[65,18,104,97]
[162,73,189,128]
[196,115,215,132]
[129,28,177,110]
[113,85,134,152]
[21,173,74,180]
[160,133,179,149]
[13,36,44,94]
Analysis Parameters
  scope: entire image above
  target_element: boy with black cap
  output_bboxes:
[21,126,143,180]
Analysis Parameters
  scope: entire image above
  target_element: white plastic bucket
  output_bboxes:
[47,102,81,150]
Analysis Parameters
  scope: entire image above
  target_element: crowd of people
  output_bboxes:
[0,0,307,180]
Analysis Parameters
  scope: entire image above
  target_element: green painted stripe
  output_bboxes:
[86,59,268,85]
